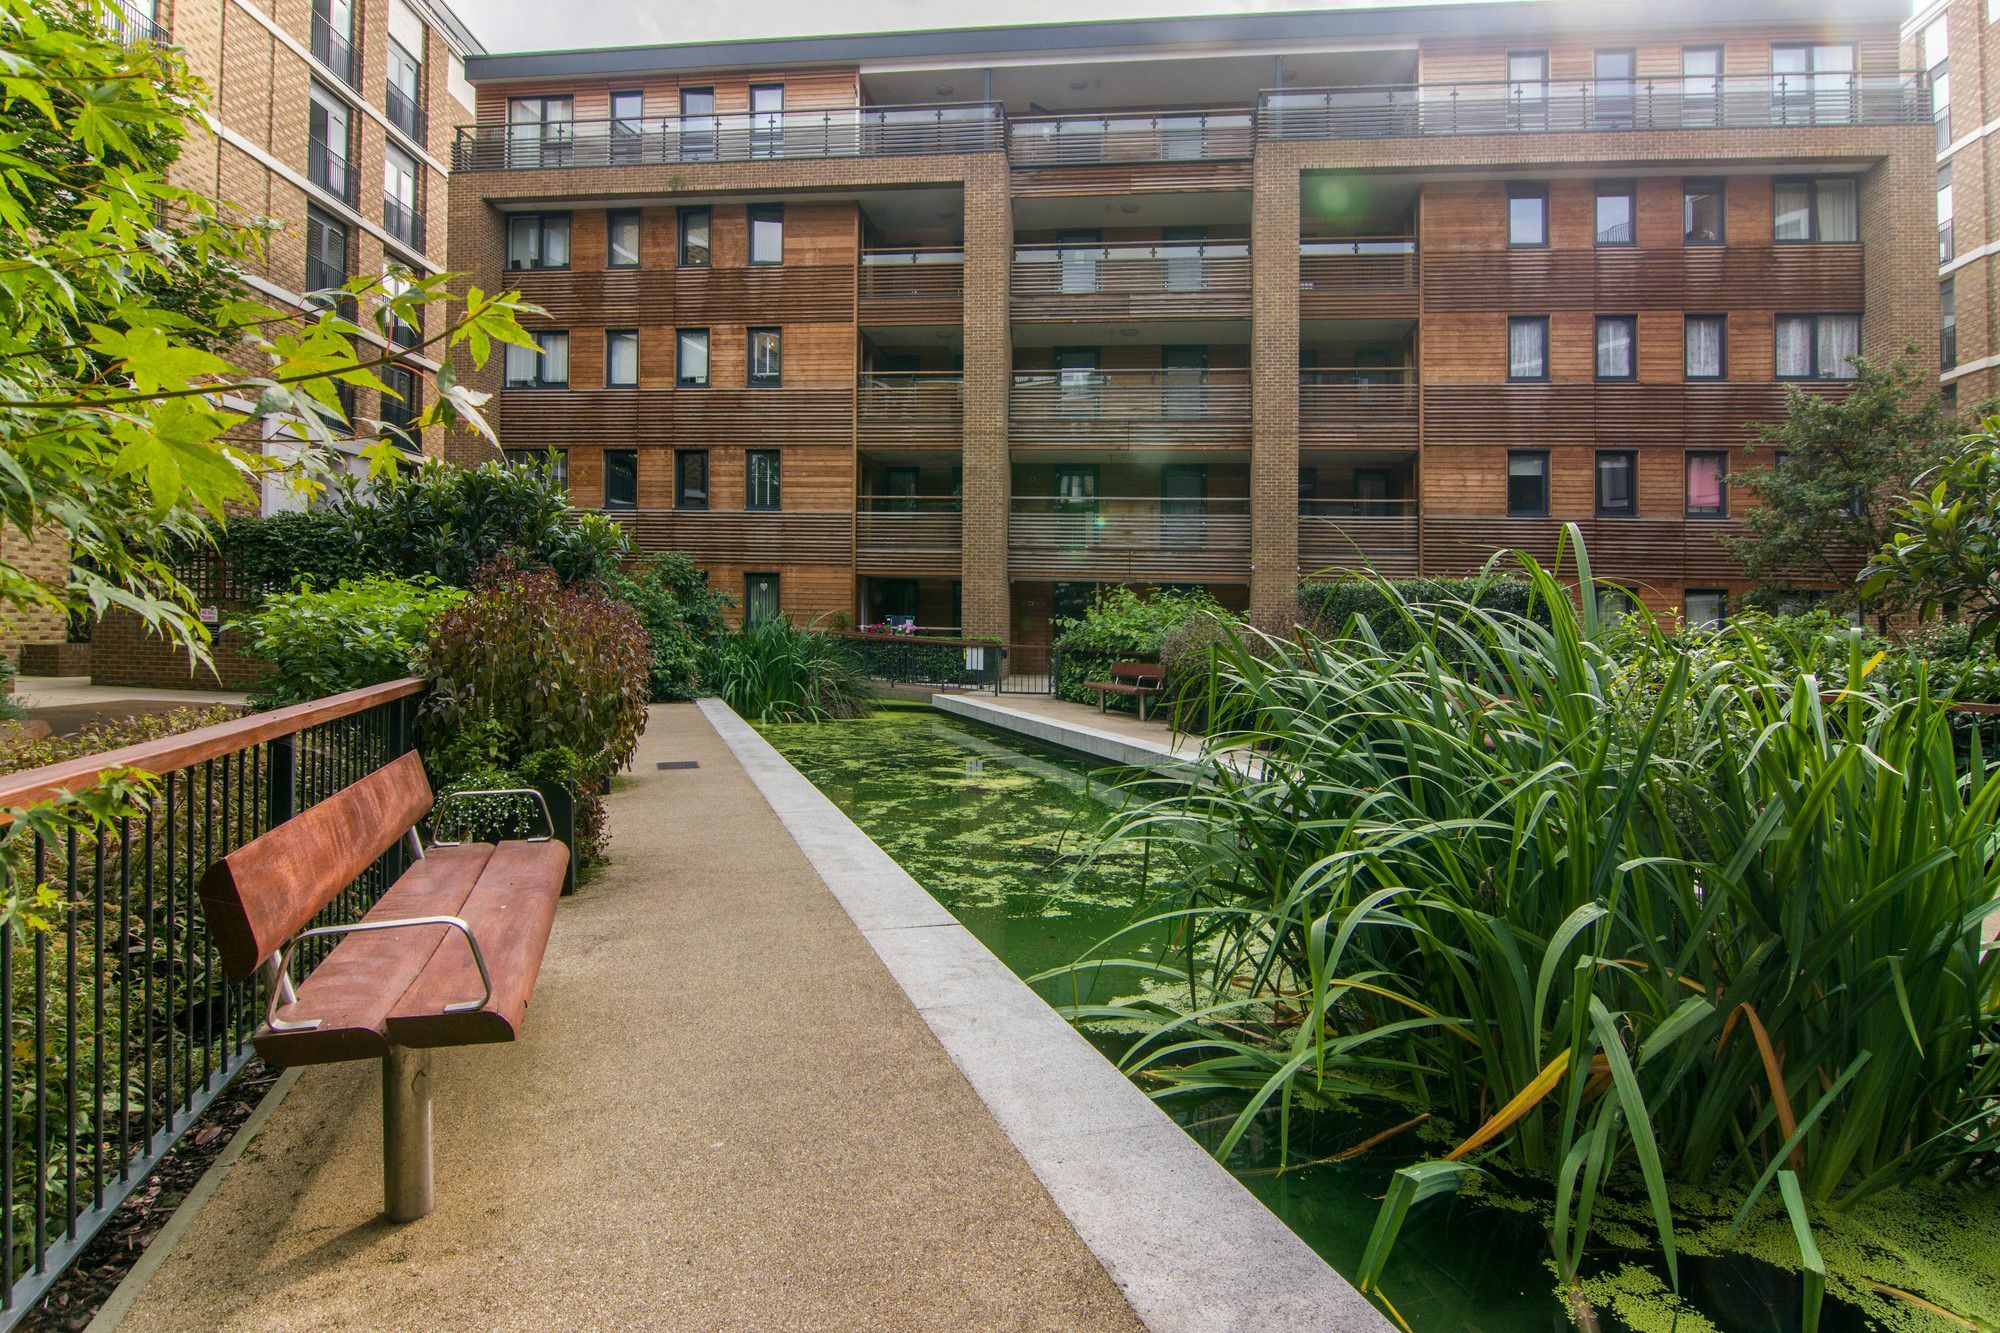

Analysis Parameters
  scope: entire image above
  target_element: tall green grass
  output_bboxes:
[1071,532,2000,1319]
[700,615,872,723]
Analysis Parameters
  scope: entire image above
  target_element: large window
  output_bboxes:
[1939,165,1956,265]
[607,210,641,268]
[1684,314,1726,380]
[680,87,716,161]
[674,450,708,509]
[1774,314,1861,380]
[1772,43,1856,125]
[1773,178,1857,242]
[1685,451,1727,518]
[678,207,711,267]
[605,330,638,387]
[610,90,644,162]
[1507,451,1549,516]
[380,363,419,440]
[385,39,424,139]
[748,205,784,265]
[676,329,709,387]
[1926,18,1951,152]
[1593,49,1635,129]
[1684,589,1726,628]
[1594,183,1635,245]
[603,450,638,510]
[310,0,355,84]
[746,450,781,510]
[304,206,348,298]
[1507,51,1549,130]
[1681,46,1722,127]
[307,83,352,201]
[747,327,782,386]
[503,330,569,388]
[744,573,780,624]
[505,448,568,492]
[1507,316,1548,381]
[750,84,784,158]
[1507,184,1547,247]
[1595,316,1635,380]
[383,144,420,247]
[506,213,570,270]
[1943,279,1958,371]
[1595,449,1636,517]
[1683,179,1723,244]
[506,94,572,167]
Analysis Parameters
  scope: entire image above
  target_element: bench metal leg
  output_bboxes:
[382,1046,434,1222]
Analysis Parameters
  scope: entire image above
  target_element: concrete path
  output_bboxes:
[105,703,1140,1331]
[931,694,1200,769]
[13,676,250,710]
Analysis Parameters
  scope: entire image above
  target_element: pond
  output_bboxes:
[757,705,1994,1333]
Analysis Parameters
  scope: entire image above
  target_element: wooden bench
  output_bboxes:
[198,750,569,1221]
[1082,662,1167,721]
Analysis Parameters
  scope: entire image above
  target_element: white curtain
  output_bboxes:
[608,333,637,386]
[1772,182,1812,241]
[1508,319,1545,379]
[1775,317,1812,377]
[1817,315,1860,379]
[1685,317,1723,378]
[1596,319,1633,378]
[503,342,535,386]
[538,332,568,385]
[1818,180,1858,242]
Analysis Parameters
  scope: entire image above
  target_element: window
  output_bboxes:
[1507,184,1547,247]
[1681,46,1722,127]
[505,448,568,492]
[506,213,570,270]
[1596,586,1639,621]
[676,328,709,387]
[503,330,569,388]
[744,573,780,625]
[1772,43,1856,124]
[750,84,784,158]
[1595,316,1636,380]
[746,450,781,510]
[605,330,638,387]
[1593,50,1636,129]
[1595,183,1635,245]
[1507,51,1548,129]
[1939,165,1955,265]
[1595,450,1637,516]
[1683,179,1723,244]
[748,205,784,265]
[380,363,419,439]
[678,207,710,267]
[674,450,708,509]
[1684,314,1726,380]
[604,450,638,510]
[383,144,420,246]
[1685,451,1727,517]
[1943,279,1958,371]
[1507,316,1548,381]
[1926,18,1951,151]
[610,90,644,161]
[382,264,420,347]
[1775,314,1861,380]
[1772,178,1857,242]
[304,206,348,297]
[310,0,355,83]
[607,210,641,268]
[1684,589,1726,628]
[385,39,424,139]
[506,94,573,167]
[680,87,716,161]
[1507,451,1549,516]
[747,327,782,386]
[307,83,352,201]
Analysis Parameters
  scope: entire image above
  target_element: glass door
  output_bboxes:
[1160,463,1207,548]
[1058,229,1101,294]
[750,84,784,158]
[1162,225,1206,294]
[680,87,717,161]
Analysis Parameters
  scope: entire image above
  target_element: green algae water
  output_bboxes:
[757,706,1998,1333]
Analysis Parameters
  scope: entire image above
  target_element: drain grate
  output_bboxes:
[656,760,700,770]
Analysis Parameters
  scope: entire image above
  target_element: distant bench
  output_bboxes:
[1082,662,1167,722]
[198,751,568,1221]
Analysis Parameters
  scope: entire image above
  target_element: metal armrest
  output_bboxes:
[429,787,555,846]
[264,915,494,1032]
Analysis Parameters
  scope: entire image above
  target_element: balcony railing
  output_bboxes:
[1010,496,1252,580]
[857,497,965,574]
[1299,500,1420,577]
[383,198,425,250]
[1258,71,1929,139]
[311,13,357,87]
[858,373,963,445]
[1007,108,1255,164]
[386,83,427,142]
[858,249,964,318]
[1011,369,1251,445]
[1301,368,1419,416]
[1300,238,1420,313]
[452,103,1005,171]
[105,0,164,45]
[1013,241,1249,296]
[307,135,358,205]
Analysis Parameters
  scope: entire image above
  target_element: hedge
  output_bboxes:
[1296,575,1551,656]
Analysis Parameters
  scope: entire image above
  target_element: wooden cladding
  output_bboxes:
[1421,517,1753,585]
[1300,246,1420,318]
[507,266,855,326]
[1010,372,1251,447]
[857,252,962,325]
[605,510,854,564]
[858,375,962,448]
[1421,382,1845,449]
[1421,245,1862,312]
[856,512,963,576]
[500,388,852,449]
[1010,247,1251,322]
[1008,510,1251,582]
[1300,376,1420,448]
[1299,516,1420,578]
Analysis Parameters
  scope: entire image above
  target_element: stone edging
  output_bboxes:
[928,693,1194,772]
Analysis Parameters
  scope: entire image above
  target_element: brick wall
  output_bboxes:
[88,607,268,691]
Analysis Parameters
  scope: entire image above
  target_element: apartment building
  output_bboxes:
[1910,0,2000,406]
[448,0,1934,661]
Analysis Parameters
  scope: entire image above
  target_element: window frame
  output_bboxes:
[1506,449,1551,517]
[503,329,570,389]
[1506,183,1548,248]
[505,212,572,271]
[1594,448,1638,517]
[675,327,710,388]
[745,449,781,510]
[746,326,783,388]
[606,209,641,269]
[744,573,780,625]
[747,203,784,266]
[1684,588,1727,628]
[1943,278,1958,371]
[1772,177,1859,243]
[1773,312,1863,381]
[1595,314,1637,382]
[1682,177,1725,245]
[674,448,709,510]
[1507,316,1550,382]
[604,329,639,388]
[1594,181,1636,246]
[1683,313,1727,381]
[602,448,638,510]
[678,206,711,268]
[1684,449,1729,519]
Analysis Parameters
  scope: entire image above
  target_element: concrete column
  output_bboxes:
[1250,153,1302,622]
[959,156,1013,641]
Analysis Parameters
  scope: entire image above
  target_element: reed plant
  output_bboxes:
[701,616,872,723]
[1072,530,2000,1322]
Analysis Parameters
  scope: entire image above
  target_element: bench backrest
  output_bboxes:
[198,750,434,983]
[1111,662,1166,685]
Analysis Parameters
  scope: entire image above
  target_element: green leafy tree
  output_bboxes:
[0,0,536,663]
[1861,425,2000,643]
[609,551,732,702]
[1727,352,1963,618]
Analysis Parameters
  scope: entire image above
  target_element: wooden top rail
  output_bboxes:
[0,677,425,812]
[836,631,1001,649]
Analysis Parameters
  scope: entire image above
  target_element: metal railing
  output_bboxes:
[310,13,357,87]
[385,84,427,143]
[0,679,424,1318]
[857,493,963,513]
[1012,241,1250,297]
[307,135,357,206]
[382,198,425,251]
[1300,237,1420,293]
[104,0,164,46]
[1300,368,1419,418]
[452,103,1005,171]
[1299,497,1418,518]
[858,249,964,303]
[1011,369,1251,422]
[837,633,1001,689]
[1258,71,1929,139]
[1007,108,1254,164]
[1298,503,1421,575]
[1010,495,1252,550]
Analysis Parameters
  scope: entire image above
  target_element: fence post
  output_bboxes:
[266,736,296,830]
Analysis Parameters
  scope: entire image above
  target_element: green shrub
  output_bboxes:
[609,552,732,702]
[700,617,871,723]
[1052,586,1230,708]
[234,575,464,708]
[1295,574,1549,656]
[843,633,999,687]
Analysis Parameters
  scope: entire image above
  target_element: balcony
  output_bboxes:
[307,135,358,206]
[1007,109,1254,165]
[105,0,163,45]
[383,197,425,251]
[1419,244,1861,312]
[451,103,1005,171]
[1299,239,1419,318]
[1257,71,1928,140]
[859,373,963,448]
[1009,496,1250,582]
[1299,500,1419,578]
[1011,242,1250,321]
[311,13,357,87]
[386,84,428,142]
[857,497,963,576]
[1300,369,1418,447]
[858,249,963,325]
[1010,369,1250,447]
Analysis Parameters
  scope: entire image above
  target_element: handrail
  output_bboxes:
[860,370,964,383]
[836,631,998,648]
[0,676,426,810]
[1008,104,1255,127]
[1012,368,1251,386]
[1300,499,1419,515]
[1014,240,1249,259]
[857,494,963,510]
[1301,367,1417,384]
[1301,237,1417,255]
[1007,106,1256,164]
[1012,494,1252,509]
[860,247,965,264]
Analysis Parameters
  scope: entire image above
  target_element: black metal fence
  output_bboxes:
[839,634,1003,690]
[998,646,1059,696]
[0,679,423,1321]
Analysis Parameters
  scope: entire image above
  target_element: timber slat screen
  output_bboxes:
[1009,497,1252,582]
[453,102,1006,171]
[1299,239,1419,318]
[0,678,425,1321]
[1009,370,1251,448]
[857,250,963,326]
[1010,243,1251,322]
[1006,108,1254,165]
[1257,71,1929,139]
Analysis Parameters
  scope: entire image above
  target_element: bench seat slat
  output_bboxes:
[385,839,569,1048]
[253,844,496,1068]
